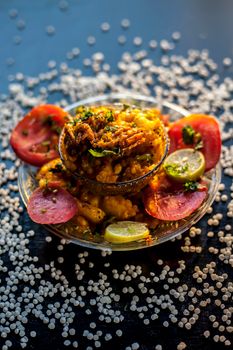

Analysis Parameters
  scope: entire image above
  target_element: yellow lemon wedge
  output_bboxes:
[164,148,205,183]
[104,221,150,244]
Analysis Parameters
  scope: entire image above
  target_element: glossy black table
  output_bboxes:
[0,1,233,349]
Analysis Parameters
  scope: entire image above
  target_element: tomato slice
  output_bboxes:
[10,105,69,166]
[143,178,207,221]
[168,114,221,171]
[27,186,77,224]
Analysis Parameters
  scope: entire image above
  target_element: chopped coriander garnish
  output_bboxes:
[69,118,79,126]
[136,154,153,162]
[88,148,120,157]
[164,163,189,177]
[182,125,195,144]
[88,149,106,157]
[184,181,199,191]
[104,125,118,132]
[105,110,114,122]
[182,125,203,150]
[42,115,64,134]
[122,104,130,111]
[81,110,93,121]
[51,125,62,134]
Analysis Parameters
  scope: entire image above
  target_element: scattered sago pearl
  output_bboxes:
[223,57,232,67]
[0,19,233,350]
[101,22,110,32]
[133,37,143,46]
[46,25,55,35]
[121,18,130,28]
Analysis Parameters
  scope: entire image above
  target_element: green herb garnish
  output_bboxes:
[182,125,203,150]
[69,117,79,126]
[184,181,199,191]
[136,154,153,162]
[51,125,62,134]
[105,110,114,122]
[122,104,130,111]
[182,125,195,145]
[164,163,189,176]
[81,110,93,121]
[104,125,118,132]
[42,115,65,134]
[88,148,120,157]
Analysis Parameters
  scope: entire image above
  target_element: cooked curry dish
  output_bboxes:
[59,105,166,183]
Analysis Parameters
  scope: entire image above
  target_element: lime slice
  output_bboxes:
[104,221,150,244]
[164,148,205,182]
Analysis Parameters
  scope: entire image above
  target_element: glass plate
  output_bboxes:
[18,93,221,251]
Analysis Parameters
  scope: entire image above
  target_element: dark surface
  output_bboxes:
[0,1,233,350]
[1,0,233,93]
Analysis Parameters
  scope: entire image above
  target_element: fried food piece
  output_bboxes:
[94,125,152,156]
[59,105,167,183]
[79,191,101,208]
[36,158,67,188]
[102,196,138,220]
[76,199,106,224]
[71,215,90,229]
[74,123,95,144]
[96,164,118,183]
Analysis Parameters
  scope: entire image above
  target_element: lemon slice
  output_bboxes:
[104,221,150,244]
[164,148,205,182]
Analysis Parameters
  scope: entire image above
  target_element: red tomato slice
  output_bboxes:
[10,105,68,166]
[168,114,221,171]
[143,179,207,221]
[27,187,77,224]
